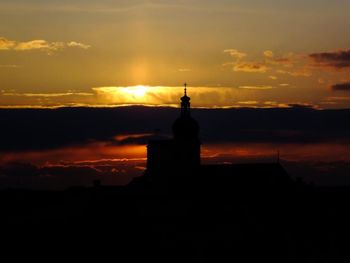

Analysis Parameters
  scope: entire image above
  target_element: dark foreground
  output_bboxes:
[1,169,349,263]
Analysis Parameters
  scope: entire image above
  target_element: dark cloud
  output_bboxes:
[1,106,350,188]
[113,134,171,145]
[287,103,316,109]
[309,49,350,69]
[0,162,40,177]
[0,106,176,151]
[1,106,350,152]
[331,83,350,91]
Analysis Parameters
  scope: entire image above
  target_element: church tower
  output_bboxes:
[146,83,201,176]
[172,83,201,170]
[172,83,199,140]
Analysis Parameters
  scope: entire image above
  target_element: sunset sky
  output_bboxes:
[1,1,350,189]
[1,0,350,108]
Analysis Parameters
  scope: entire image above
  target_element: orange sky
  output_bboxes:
[1,1,350,108]
[2,140,349,168]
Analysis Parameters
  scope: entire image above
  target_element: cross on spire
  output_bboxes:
[180,82,190,116]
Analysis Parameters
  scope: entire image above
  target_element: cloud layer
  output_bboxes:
[309,49,350,70]
[331,83,350,91]
[0,37,90,53]
[224,49,312,77]
[0,106,349,152]
[0,107,350,188]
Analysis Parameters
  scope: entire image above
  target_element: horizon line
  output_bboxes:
[0,104,348,110]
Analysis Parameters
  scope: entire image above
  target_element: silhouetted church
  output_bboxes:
[147,83,200,175]
[145,84,291,188]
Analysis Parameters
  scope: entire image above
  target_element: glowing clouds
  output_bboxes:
[238,86,274,90]
[0,90,96,108]
[264,50,274,58]
[119,85,148,98]
[1,84,314,109]
[67,41,91,50]
[224,49,247,60]
[233,62,268,73]
[91,85,307,108]
[92,86,249,107]
[0,37,16,50]
[93,86,160,105]
[2,85,286,108]
[0,142,146,166]
[0,36,91,54]
[93,86,174,106]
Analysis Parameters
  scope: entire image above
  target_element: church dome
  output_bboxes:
[172,115,199,141]
[181,94,190,103]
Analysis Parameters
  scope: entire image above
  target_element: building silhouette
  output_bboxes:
[145,84,291,189]
[147,83,200,177]
[3,86,347,262]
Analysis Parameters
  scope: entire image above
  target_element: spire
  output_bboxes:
[181,82,191,116]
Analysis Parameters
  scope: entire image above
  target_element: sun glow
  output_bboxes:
[93,85,283,108]
[93,85,243,107]
[123,85,148,98]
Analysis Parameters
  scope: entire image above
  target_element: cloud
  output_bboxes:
[0,105,349,186]
[1,107,349,153]
[234,62,268,73]
[93,85,282,108]
[14,40,64,51]
[114,133,169,145]
[309,49,350,70]
[276,68,312,77]
[269,58,294,68]
[0,37,91,53]
[237,101,258,105]
[224,49,268,73]
[0,90,96,108]
[0,37,15,50]
[224,49,302,74]
[265,53,300,67]
[1,105,350,189]
[224,49,247,60]
[225,50,312,78]
[264,50,274,58]
[287,103,317,109]
[0,85,291,109]
[2,91,94,97]
[238,86,274,90]
[331,83,350,91]
[67,41,91,50]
